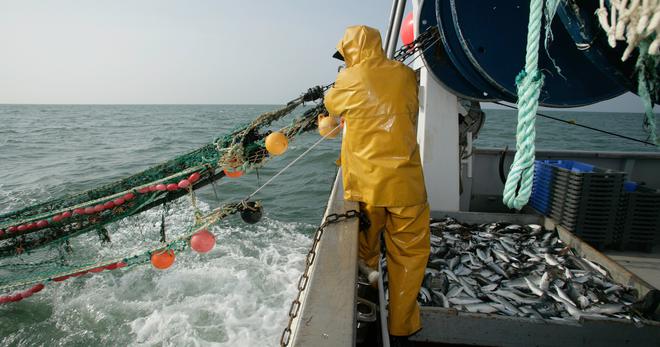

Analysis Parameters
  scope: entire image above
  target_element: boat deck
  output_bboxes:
[605,248,660,289]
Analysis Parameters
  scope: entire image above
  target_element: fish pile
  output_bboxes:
[381,217,659,322]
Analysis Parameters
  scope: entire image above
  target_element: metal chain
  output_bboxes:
[393,26,440,62]
[279,209,362,347]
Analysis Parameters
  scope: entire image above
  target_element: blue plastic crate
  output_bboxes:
[530,196,551,214]
[529,160,558,216]
[539,160,624,247]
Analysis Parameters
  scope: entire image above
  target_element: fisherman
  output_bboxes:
[324,25,431,343]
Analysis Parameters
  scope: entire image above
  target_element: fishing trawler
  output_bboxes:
[285,1,660,346]
[0,1,659,346]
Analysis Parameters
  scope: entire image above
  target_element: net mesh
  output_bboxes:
[0,101,326,294]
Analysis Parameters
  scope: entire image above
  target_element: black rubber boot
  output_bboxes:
[390,335,413,347]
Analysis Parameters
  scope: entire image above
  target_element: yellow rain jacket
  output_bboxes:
[325,25,430,337]
[324,25,427,207]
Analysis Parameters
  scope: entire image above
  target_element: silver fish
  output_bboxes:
[431,290,450,308]
[487,262,509,279]
[583,258,608,277]
[446,285,463,298]
[449,297,483,305]
[525,277,545,297]
[481,283,498,292]
[548,292,582,320]
[555,285,576,307]
[491,249,510,263]
[544,253,560,266]
[464,303,498,314]
[585,304,626,315]
[458,277,477,298]
[539,272,551,291]
[487,294,522,315]
[519,305,544,319]
[493,289,540,305]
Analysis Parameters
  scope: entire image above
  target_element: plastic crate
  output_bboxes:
[529,160,574,215]
[542,160,625,247]
[529,161,555,215]
[616,185,660,252]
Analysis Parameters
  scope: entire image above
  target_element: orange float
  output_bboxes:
[265,132,289,156]
[317,114,340,138]
[223,168,243,178]
[151,249,175,270]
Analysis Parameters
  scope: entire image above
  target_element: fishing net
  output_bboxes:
[0,93,327,295]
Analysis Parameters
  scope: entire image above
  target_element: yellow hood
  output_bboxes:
[335,25,386,67]
[325,25,426,207]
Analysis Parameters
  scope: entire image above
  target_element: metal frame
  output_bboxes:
[384,0,407,59]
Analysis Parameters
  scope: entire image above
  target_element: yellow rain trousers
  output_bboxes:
[359,202,430,336]
[324,25,430,337]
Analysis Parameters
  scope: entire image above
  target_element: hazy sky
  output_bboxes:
[0,0,655,112]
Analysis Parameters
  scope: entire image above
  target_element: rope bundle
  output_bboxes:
[502,0,547,210]
[597,0,660,61]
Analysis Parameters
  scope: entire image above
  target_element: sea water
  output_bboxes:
[0,105,656,346]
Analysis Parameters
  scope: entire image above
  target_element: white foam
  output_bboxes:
[14,211,313,346]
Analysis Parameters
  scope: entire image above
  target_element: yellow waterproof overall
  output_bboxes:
[324,25,431,337]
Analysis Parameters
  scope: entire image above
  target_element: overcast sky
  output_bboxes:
[0,0,655,113]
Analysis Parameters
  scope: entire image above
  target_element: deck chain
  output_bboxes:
[393,25,440,62]
[279,209,362,347]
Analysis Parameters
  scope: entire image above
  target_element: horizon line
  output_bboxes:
[0,103,654,114]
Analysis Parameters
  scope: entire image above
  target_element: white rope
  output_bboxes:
[245,124,341,200]
[597,0,660,61]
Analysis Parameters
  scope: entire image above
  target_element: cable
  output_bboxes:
[245,124,341,201]
[492,101,658,147]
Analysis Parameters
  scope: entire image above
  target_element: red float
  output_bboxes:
[7,226,17,233]
[52,214,63,223]
[400,12,415,46]
[189,172,201,183]
[20,290,33,299]
[70,271,87,277]
[17,225,27,232]
[116,261,127,269]
[105,263,119,270]
[149,185,158,192]
[0,230,4,236]
[0,296,10,304]
[113,197,125,205]
[62,211,72,219]
[138,187,151,194]
[190,229,216,253]
[123,192,136,200]
[104,201,115,209]
[53,275,70,282]
[26,223,36,230]
[84,207,95,215]
[30,284,45,293]
[9,294,22,302]
[166,183,178,191]
[36,220,49,228]
[89,266,105,273]
[93,204,105,213]
[178,179,191,189]
[74,208,85,215]
[156,184,167,191]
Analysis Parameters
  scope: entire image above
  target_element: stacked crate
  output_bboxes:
[529,161,554,215]
[616,183,660,252]
[530,160,626,248]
